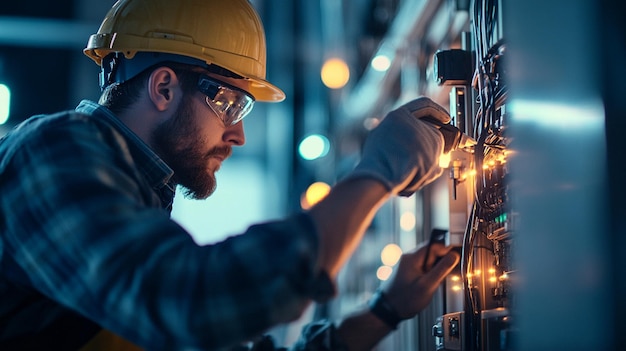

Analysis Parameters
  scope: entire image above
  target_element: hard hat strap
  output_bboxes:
[99,52,218,90]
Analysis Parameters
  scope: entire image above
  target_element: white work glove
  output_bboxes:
[348,97,450,197]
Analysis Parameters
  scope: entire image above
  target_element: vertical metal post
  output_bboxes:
[507,0,611,349]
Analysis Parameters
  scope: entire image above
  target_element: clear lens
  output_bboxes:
[198,75,255,126]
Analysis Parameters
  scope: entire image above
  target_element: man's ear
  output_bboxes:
[147,67,180,112]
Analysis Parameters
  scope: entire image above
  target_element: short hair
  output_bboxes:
[99,62,201,115]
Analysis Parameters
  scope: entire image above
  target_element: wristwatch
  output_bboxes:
[368,289,403,329]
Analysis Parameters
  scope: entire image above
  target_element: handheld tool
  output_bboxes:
[421,116,477,153]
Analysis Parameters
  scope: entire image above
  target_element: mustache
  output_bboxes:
[205,145,232,159]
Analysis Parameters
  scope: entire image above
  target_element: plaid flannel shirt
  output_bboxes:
[0,100,339,350]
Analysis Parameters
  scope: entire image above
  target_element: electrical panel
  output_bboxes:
[433,0,513,350]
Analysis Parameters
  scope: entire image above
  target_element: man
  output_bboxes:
[0,0,459,350]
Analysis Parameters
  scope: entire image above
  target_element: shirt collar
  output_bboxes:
[75,100,175,192]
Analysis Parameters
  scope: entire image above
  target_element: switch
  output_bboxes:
[449,317,460,337]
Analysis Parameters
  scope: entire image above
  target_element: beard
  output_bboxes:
[151,95,231,200]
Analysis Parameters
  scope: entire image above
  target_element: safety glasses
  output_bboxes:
[197,75,255,126]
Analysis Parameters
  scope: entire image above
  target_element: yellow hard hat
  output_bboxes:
[84,0,285,102]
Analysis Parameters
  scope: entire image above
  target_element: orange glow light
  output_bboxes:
[381,243,403,266]
[376,265,393,281]
[321,58,350,89]
[300,182,331,210]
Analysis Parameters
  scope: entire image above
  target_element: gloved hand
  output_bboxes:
[348,97,451,196]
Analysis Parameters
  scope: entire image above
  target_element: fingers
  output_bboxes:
[383,246,459,317]
[420,251,460,288]
[416,242,455,271]
[401,97,451,124]
[425,241,454,259]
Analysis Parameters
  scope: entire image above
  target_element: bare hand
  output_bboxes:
[381,242,460,319]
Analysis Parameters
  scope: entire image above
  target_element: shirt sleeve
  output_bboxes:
[288,321,349,351]
[0,115,334,350]
[226,321,348,351]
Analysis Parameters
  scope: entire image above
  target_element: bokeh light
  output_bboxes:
[321,57,350,89]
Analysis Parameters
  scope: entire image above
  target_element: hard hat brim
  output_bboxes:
[85,33,285,102]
